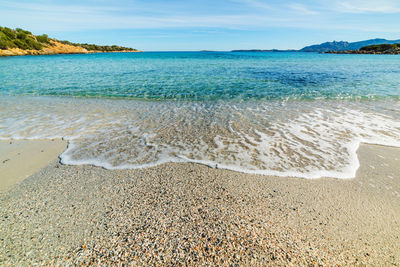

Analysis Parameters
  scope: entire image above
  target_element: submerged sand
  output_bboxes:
[0,142,399,265]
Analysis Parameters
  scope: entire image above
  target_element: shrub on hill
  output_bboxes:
[16,32,27,40]
[0,26,138,52]
[36,34,50,44]
[59,40,136,52]
[360,43,400,52]
[1,27,17,39]
[0,39,10,50]
[0,27,44,50]
[25,37,43,50]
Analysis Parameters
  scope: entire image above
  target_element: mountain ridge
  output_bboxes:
[300,38,400,52]
[231,38,400,53]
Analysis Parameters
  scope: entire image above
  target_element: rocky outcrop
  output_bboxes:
[326,50,400,54]
[0,40,141,57]
[325,43,400,54]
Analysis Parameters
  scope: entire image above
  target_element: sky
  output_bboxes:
[1,0,400,51]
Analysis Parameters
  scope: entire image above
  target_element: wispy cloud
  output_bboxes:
[0,1,122,14]
[232,0,272,10]
[0,0,399,34]
[0,0,305,31]
[288,3,319,15]
[336,0,400,13]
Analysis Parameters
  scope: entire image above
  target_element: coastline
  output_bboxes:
[1,141,399,265]
[325,50,400,54]
[0,40,142,57]
[0,50,143,57]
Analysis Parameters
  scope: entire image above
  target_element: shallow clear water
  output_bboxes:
[2,52,400,100]
[1,52,400,178]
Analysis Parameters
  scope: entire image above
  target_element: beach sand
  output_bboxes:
[0,141,399,265]
[0,139,66,192]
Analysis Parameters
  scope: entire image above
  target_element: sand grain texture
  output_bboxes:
[0,144,399,265]
[0,139,66,192]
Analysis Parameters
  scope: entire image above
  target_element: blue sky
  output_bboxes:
[1,0,400,50]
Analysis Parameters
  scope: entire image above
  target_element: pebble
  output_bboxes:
[1,149,400,265]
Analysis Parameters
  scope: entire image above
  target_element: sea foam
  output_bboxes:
[1,96,399,179]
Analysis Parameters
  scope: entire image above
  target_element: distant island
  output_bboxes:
[299,38,400,52]
[231,38,400,53]
[231,49,297,52]
[0,27,141,57]
[325,43,400,54]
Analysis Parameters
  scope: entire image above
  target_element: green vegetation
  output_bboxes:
[0,27,44,50]
[360,43,400,52]
[327,43,400,54]
[36,34,50,44]
[0,26,137,52]
[59,40,137,52]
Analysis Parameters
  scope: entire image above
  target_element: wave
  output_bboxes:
[1,96,400,179]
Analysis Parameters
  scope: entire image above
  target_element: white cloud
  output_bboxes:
[231,0,272,10]
[0,0,399,33]
[288,3,319,15]
[337,0,400,13]
[0,1,122,14]
[0,0,301,31]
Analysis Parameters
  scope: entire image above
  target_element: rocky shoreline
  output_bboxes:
[0,40,142,57]
[325,44,400,54]
[325,50,400,54]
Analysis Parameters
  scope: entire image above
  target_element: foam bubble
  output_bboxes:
[1,96,399,179]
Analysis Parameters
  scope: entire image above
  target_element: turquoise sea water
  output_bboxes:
[1,52,400,100]
[1,52,400,178]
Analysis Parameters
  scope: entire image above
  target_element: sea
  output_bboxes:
[1,51,400,179]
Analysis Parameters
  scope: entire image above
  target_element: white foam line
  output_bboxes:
[2,136,396,180]
[60,136,399,180]
[174,139,361,179]
[0,99,400,179]
[59,140,185,170]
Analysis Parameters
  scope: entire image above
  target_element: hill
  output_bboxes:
[326,43,400,54]
[229,39,400,53]
[300,38,400,52]
[360,43,400,53]
[0,27,141,56]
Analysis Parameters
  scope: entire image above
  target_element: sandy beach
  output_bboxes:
[2,3,400,266]
[0,139,66,192]
[0,141,399,265]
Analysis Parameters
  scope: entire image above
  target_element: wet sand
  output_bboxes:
[0,142,399,265]
[0,139,66,192]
